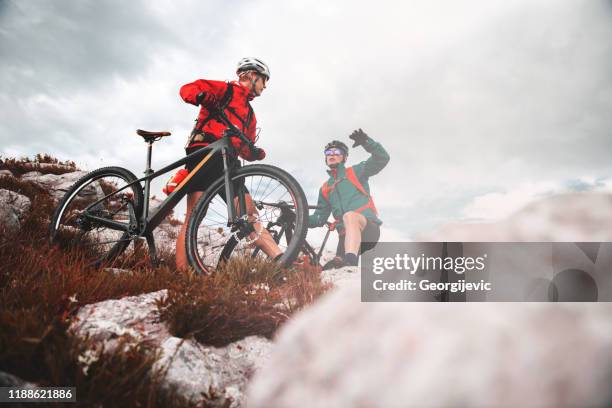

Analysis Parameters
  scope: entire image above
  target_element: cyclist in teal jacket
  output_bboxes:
[309,129,390,267]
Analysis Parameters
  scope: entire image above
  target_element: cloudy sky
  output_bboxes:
[2,0,612,244]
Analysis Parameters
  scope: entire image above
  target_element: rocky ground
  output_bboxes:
[3,161,612,407]
[70,290,272,407]
[248,282,612,408]
[0,162,341,406]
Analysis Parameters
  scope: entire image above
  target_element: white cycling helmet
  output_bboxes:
[236,57,270,80]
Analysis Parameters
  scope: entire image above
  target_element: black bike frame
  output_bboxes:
[83,136,247,237]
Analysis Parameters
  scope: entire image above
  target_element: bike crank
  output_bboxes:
[230,214,263,245]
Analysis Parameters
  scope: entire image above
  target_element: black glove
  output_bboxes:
[349,128,369,148]
[239,144,266,161]
[196,92,219,110]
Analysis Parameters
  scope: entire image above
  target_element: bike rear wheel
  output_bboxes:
[49,166,143,268]
[185,164,308,274]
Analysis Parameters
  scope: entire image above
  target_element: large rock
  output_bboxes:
[0,370,36,387]
[71,291,171,351]
[154,336,271,407]
[0,189,31,234]
[71,290,272,407]
[21,170,89,201]
[247,193,612,407]
[247,281,612,407]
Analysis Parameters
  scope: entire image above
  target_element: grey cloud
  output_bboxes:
[2,0,612,238]
[0,0,178,96]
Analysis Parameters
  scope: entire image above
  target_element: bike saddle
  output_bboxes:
[136,129,171,142]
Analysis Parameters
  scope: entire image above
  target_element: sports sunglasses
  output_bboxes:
[324,148,345,156]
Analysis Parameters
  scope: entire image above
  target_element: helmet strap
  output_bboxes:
[241,71,257,96]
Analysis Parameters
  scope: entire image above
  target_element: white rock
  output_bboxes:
[247,281,612,408]
[247,194,612,407]
[0,189,31,234]
[21,170,89,201]
[19,171,43,180]
[154,336,271,407]
[71,290,170,351]
[72,290,272,407]
[0,169,13,178]
[35,162,76,171]
[320,265,359,289]
[247,193,612,407]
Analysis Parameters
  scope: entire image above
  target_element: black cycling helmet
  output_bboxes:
[323,140,348,168]
[325,140,349,156]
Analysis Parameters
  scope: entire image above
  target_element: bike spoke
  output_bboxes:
[259,181,283,203]
[257,176,274,200]
[51,170,141,267]
[188,167,307,273]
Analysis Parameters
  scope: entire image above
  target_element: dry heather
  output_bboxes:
[0,156,330,406]
[0,153,77,176]
[161,257,330,347]
[0,166,194,407]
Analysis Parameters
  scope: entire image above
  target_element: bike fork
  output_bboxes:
[222,147,247,225]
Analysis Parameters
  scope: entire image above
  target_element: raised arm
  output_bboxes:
[349,129,390,177]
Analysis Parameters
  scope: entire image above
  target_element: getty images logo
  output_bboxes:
[372,253,488,275]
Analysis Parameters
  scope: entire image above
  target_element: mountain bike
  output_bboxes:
[48,112,308,274]
[251,203,335,267]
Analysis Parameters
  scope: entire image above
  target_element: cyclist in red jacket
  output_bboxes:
[175,57,282,270]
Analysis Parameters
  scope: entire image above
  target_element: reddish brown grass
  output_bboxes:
[0,155,331,406]
[0,154,77,176]
[160,256,331,347]
[0,157,193,406]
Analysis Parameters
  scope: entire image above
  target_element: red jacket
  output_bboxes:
[180,79,257,159]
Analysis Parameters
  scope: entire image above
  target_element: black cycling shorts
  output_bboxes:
[184,146,241,195]
[336,218,381,257]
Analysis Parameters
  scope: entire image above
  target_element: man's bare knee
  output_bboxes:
[344,211,366,226]
[343,211,359,224]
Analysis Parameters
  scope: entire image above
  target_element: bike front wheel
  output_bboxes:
[185,164,308,274]
[49,166,144,268]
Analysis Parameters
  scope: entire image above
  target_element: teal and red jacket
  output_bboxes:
[308,137,390,230]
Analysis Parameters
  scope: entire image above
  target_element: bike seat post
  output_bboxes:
[142,140,154,225]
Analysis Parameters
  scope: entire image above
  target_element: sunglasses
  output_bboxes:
[325,148,345,156]
[257,74,268,85]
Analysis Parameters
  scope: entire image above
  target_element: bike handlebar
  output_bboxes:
[210,109,255,149]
